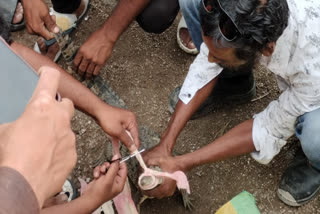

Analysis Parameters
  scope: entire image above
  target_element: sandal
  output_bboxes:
[33,0,90,62]
[0,0,25,32]
[33,28,73,62]
[176,16,198,55]
[62,179,77,201]
[43,179,77,208]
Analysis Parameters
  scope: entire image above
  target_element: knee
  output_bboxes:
[179,0,199,17]
[296,110,320,162]
[137,1,179,34]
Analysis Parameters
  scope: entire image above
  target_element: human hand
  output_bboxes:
[84,161,127,205]
[142,131,176,162]
[73,29,114,78]
[142,144,171,164]
[0,66,76,207]
[141,155,183,199]
[96,104,140,152]
[21,0,59,39]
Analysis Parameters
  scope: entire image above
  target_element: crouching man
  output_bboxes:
[144,0,320,207]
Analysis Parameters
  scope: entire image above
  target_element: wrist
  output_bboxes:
[174,155,193,172]
[80,192,103,212]
[160,131,177,154]
[91,101,112,122]
[99,26,118,45]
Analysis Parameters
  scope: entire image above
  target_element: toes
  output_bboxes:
[37,38,61,61]
[179,28,192,46]
[46,42,60,61]
[187,40,196,49]
[37,38,48,55]
[12,3,24,24]
[179,28,197,50]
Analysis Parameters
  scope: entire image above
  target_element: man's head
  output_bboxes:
[200,0,289,69]
[0,14,12,44]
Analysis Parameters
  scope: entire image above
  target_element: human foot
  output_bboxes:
[36,37,61,62]
[179,28,196,50]
[12,2,23,24]
[177,17,198,55]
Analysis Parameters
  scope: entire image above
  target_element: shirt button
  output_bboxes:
[188,94,191,98]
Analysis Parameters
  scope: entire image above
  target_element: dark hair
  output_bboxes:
[200,0,289,61]
[0,14,12,44]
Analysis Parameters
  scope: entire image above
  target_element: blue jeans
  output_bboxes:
[296,108,320,170]
[179,0,203,50]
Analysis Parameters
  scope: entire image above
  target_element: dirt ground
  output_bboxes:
[12,0,320,213]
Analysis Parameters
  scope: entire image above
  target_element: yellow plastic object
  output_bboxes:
[215,191,260,214]
[216,201,237,214]
[56,17,71,31]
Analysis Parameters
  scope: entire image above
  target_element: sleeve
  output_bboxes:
[0,167,40,214]
[251,29,320,164]
[179,43,223,104]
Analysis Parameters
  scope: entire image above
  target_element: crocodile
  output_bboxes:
[58,39,193,210]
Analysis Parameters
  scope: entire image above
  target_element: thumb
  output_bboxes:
[118,130,135,152]
[44,14,59,33]
[43,15,59,37]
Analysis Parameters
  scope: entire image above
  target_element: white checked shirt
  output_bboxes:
[179,0,320,164]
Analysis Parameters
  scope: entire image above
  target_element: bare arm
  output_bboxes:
[10,42,105,117]
[41,195,97,214]
[144,77,218,160]
[101,0,150,44]
[73,0,150,77]
[41,161,127,214]
[176,119,255,171]
[164,78,218,152]
[10,42,140,151]
[143,119,256,198]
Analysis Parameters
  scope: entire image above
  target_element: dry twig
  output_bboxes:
[251,92,270,102]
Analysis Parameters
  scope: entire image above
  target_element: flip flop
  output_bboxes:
[176,16,198,55]
[33,0,90,62]
[0,0,25,32]
[61,179,77,201]
[44,179,77,207]
[33,28,73,62]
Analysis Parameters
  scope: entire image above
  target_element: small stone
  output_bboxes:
[79,128,86,135]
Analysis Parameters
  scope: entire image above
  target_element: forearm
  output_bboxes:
[10,42,108,120]
[101,0,150,43]
[161,78,218,152]
[176,119,256,171]
[41,195,100,214]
